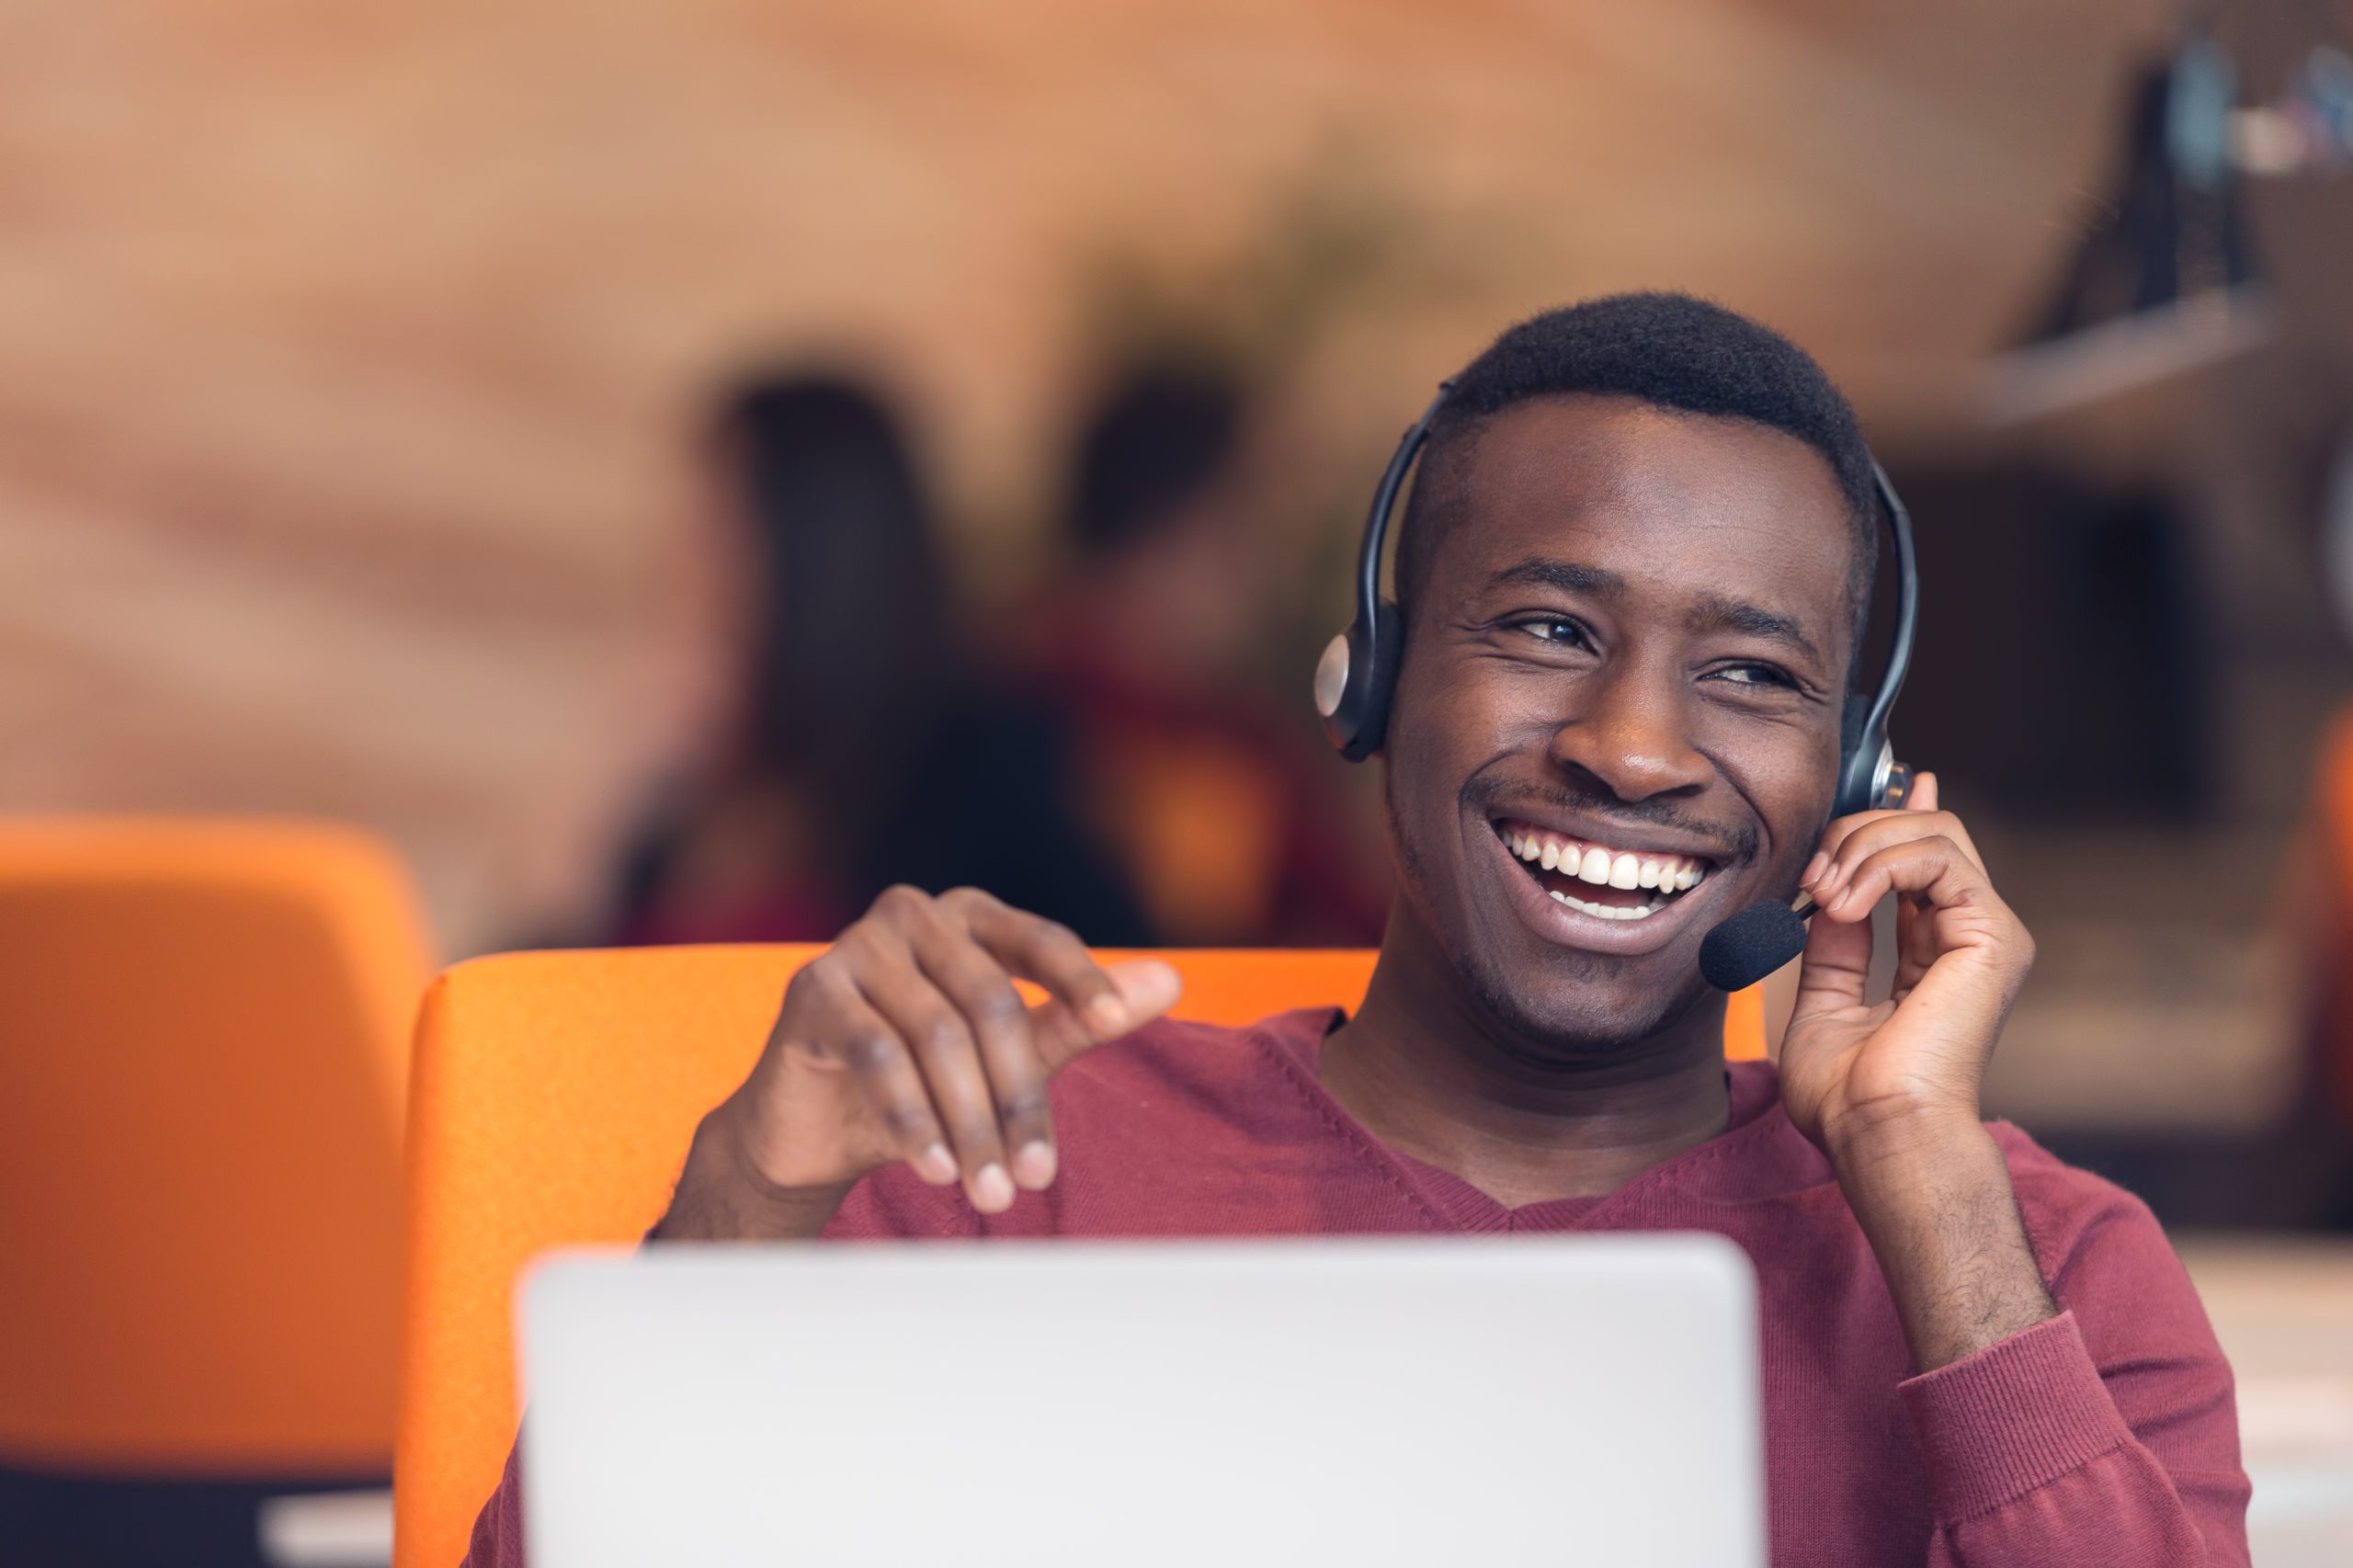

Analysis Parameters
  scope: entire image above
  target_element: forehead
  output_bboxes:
[1429,393,1854,634]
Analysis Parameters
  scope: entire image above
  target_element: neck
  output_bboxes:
[1321,909,1733,1209]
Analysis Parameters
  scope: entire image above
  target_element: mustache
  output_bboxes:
[1464,774,1759,865]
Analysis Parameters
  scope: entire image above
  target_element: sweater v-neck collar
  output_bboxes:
[1245,1006,1828,1233]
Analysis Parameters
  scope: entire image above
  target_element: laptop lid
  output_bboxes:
[518,1235,1763,1568]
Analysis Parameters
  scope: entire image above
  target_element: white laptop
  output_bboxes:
[518,1235,1764,1568]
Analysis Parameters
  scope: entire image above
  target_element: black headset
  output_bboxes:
[1312,382,1918,820]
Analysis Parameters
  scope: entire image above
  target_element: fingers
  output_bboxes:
[1819,833,2036,1026]
[897,899,1058,1191]
[1803,779,1985,915]
[1023,957,1187,1069]
[1892,875,1949,1000]
[1811,833,2017,946]
[800,886,1185,1216]
[1790,884,1877,1017]
[944,889,1182,1067]
[1790,830,2017,1021]
[786,959,959,1187]
[1890,771,1938,996]
[1809,807,1981,896]
[1102,959,1185,1031]
[947,891,1137,1050]
[841,925,1017,1211]
[1788,775,2033,1023]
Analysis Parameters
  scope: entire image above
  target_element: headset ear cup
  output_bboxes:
[1316,608,1402,761]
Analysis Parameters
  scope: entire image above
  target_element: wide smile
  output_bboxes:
[1483,816,1731,955]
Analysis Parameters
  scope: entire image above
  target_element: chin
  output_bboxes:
[1450,945,1716,1065]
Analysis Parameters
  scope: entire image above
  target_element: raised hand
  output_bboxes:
[666,886,1181,1238]
[1773,772,2055,1370]
[1776,772,2036,1153]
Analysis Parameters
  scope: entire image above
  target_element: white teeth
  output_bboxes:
[1549,888,1670,920]
[1499,823,1711,903]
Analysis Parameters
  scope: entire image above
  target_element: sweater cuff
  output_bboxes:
[1897,1310,2134,1523]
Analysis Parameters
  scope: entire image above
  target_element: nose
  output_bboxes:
[1545,664,1712,802]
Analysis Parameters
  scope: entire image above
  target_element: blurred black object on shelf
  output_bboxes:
[2018,42,2258,347]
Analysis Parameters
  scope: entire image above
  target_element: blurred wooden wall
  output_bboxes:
[0,0,2170,950]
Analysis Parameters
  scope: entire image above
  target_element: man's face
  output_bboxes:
[1382,393,1853,1057]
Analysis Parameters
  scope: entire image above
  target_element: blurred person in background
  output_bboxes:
[1004,360,1387,947]
[611,373,1151,947]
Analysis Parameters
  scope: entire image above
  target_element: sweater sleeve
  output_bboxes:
[1902,1169,2250,1566]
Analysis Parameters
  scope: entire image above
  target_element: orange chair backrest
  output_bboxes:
[0,817,430,1475]
[394,945,1764,1568]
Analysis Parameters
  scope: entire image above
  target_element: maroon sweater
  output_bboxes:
[462,1009,2250,1566]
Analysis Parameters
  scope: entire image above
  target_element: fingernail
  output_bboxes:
[972,1163,1016,1212]
[1086,995,1129,1033]
[1801,852,1829,889]
[915,1142,958,1185]
[1012,1141,1057,1188]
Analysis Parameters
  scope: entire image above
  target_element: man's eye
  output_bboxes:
[1711,664,1794,688]
[1510,616,1590,649]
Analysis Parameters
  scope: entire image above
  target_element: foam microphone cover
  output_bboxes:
[1699,900,1810,992]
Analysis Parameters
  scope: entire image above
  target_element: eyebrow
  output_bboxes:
[1484,558,1626,599]
[1686,594,1824,667]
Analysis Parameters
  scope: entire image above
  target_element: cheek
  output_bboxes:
[1730,730,1842,856]
[1386,655,1503,808]
[1392,639,1540,758]
[1381,650,1488,839]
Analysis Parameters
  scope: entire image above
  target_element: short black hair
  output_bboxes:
[1395,292,1881,668]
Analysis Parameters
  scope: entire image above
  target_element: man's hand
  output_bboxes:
[1777,771,2035,1152]
[1777,774,2055,1372]
[662,886,1181,1240]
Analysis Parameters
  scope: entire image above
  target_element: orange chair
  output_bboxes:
[0,817,430,1482]
[394,945,1765,1568]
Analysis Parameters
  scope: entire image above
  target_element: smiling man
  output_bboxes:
[462,295,2247,1565]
